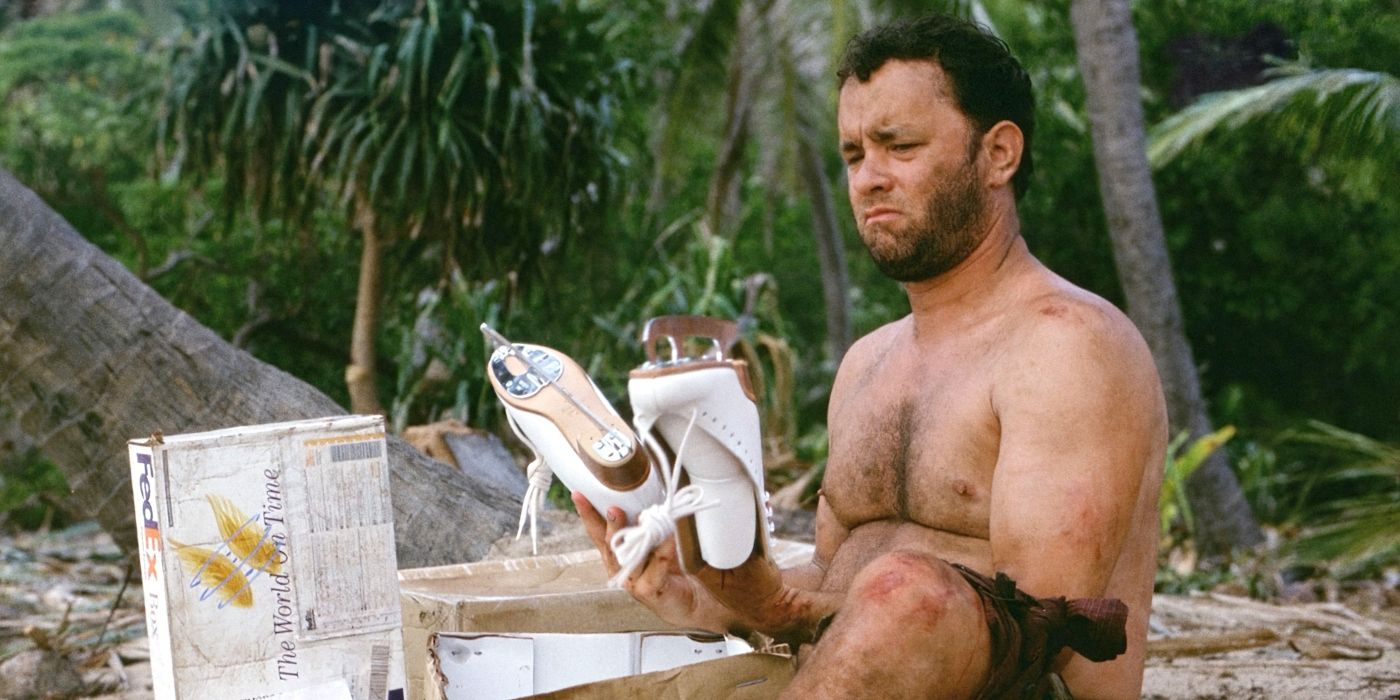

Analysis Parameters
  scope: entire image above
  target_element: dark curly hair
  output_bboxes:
[837,14,1035,200]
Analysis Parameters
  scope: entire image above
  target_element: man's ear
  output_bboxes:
[979,121,1023,190]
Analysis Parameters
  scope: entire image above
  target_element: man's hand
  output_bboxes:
[574,492,735,631]
[575,492,838,641]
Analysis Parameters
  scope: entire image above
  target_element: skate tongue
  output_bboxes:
[687,478,758,569]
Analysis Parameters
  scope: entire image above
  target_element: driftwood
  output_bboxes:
[1148,592,1398,662]
[0,167,518,569]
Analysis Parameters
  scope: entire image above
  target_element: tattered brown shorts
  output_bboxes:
[954,564,1128,700]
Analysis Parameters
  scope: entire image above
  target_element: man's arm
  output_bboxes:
[781,492,845,591]
[988,299,1164,598]
[986,296,1166,698]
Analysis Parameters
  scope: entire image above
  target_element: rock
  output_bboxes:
[441,428,528,502]
[773,507,815,543]
[41,584,77,611]
[401,419,472,468]
[402,420,526,501]
[0,648,86,699]
[1277,581,1318,604]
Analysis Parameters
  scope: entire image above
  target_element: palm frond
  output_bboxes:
[651,0,744,187]
[1275,421,1400,577]
[1148,67,1400,168]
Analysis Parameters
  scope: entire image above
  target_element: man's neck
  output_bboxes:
[903,206,1030,336]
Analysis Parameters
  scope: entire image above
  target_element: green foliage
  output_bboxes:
[158,0,643,412]
[0,7,366,406]
[1135,0,1400,92]
[1158,419,1399,590]
[0,9,165,270]
[1140,45,1400,439]
[1153,132,1400,439]
[1149,66,1399,199]
[1247,422,1400,579]
[1160,426,1236,540]
[0,450,72,531]
[166,0,633,278]
[1132,0,1400,441]
[387,213,809,487]
[390,273,514,434]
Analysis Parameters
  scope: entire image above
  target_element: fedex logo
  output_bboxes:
[136,453,161,579]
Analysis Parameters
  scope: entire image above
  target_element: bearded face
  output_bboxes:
[857,144,988,283]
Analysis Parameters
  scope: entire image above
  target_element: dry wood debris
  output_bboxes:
[3,520,1397,699]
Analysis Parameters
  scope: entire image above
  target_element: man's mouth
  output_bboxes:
[863,207,900,225]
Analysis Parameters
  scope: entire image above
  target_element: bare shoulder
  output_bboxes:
[988,273,1166,434]
[1003,277,1158,389]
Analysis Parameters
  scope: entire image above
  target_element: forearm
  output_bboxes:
[727,583,843,648]
[781,561,826,591]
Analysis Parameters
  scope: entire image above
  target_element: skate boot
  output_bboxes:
[481,324,665,554]
[621,315,774,574]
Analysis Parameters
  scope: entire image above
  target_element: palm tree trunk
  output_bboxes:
[796,133,853,363]
[348,188,386,415]
[1069,0,1262,554]
[705,8,758,239]
[0,168,518,567]
[772,0,853,363]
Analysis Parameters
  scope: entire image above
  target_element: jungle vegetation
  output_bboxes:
[1,0,1396,589]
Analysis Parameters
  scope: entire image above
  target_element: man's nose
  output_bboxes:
[850,152,892,196]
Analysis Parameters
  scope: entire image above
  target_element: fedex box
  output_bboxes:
[129,415,406,700]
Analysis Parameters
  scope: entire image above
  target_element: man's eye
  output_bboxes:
[892,143,915,152]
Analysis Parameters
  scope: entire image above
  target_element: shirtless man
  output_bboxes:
[578,14,1166,699]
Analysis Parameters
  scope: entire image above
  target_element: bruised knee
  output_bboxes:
[846,551,975,630]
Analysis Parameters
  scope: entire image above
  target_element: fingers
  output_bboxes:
[573,493,621,574]
[632,537,677,600]
[574,490,607,543]
[602,505,628,573]
[574,492,605,543]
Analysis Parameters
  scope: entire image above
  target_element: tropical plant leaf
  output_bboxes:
[1276,421,1400,577]
[1148,67,1400,169]
[1160,426,1236,537]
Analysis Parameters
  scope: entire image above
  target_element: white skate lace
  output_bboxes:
[607,408,715,587]
[507,412,554,555]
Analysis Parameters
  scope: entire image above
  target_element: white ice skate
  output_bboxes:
[481,324,665,554]
[621,316,773,574]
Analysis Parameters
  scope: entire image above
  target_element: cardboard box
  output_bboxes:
[429,630,762,698]
[400,541,813,699]
[426,632,793,699]
[129,415,406,700]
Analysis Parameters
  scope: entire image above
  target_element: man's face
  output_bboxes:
[838,60,988,283]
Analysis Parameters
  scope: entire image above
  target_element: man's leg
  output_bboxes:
[780,550,992,700]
